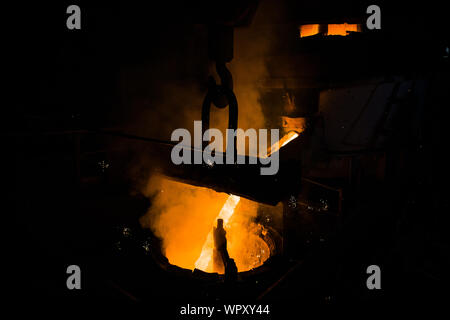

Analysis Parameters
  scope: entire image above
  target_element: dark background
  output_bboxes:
[5,0,449,313]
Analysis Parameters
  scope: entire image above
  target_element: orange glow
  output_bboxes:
[140,132,300,274]
[299,23,361,38]
[194,131,300,272]
[327,23,360,36]
[280,131,300,147]
[194,195,241,271]
[299,24,320,37]
[266,131,300,156]
[140,176,271,274]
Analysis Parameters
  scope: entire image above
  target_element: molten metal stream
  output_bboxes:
[268,131,299,155]
[194,195,240,271]
[194,132,299,272]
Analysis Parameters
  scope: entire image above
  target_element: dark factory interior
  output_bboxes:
[6,0,449,312]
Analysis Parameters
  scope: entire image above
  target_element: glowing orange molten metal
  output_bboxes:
[141,132,300,274]
[266,131,300,156]
[194,195,241,271]
[194,132,299,272]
